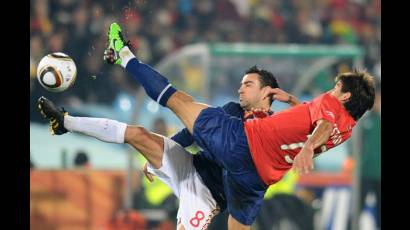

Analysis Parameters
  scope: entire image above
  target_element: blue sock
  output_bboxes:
[125,58,176,106]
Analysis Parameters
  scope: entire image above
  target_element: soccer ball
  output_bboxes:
[36,52,77,92]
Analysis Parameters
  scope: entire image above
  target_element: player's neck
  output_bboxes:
[243,104,271,116]
[244,110,253,117]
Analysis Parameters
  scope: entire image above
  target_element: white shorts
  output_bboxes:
[147,136,220,230]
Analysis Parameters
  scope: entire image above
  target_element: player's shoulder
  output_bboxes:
[313,92,331,100]
[222,101,242,112]
[323,92,338,101]
[222,101,240,108]
[312,93,340,105]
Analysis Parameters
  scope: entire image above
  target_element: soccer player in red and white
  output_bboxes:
[245,78,361,186]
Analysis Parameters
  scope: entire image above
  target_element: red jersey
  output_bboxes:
[244,93,356,185]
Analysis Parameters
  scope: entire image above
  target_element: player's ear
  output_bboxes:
[261,86,272,100]
[341,92,351,102]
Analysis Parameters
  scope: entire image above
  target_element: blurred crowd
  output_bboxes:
[30,0,380,111]
[30,1,381,228]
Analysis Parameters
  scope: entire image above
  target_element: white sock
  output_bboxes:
[119,46,136,68]
[64,116,127,143]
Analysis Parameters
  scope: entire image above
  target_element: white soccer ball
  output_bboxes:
[36,52,77,92]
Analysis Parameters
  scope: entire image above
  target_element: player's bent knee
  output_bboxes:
[125,126,151,145]
[125,126,163,168]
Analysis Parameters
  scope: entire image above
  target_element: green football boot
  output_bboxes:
[104,22,130,65]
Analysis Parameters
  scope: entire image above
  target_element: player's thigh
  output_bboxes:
[147,137,197,196]
[166,91,209,133]
[192,108,250,173]
[147,138,220,229]
[228,215,250,230]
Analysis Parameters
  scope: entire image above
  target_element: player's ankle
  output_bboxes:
[119,46,135,68]
[63,115,74,132]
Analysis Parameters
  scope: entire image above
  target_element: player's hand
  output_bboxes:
[142,163,155,182]
[292,147,314,175]
[269,88,293,103]
[264,87,301,106]
[251,107,270,118]
[272,88,292,103]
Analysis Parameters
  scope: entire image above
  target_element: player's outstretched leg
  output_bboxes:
[104,22,177,107]
[37,96,164,167]
[37,96,127,143]
[103,22,208,133]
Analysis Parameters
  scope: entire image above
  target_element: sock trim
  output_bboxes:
[64,115,74,132]
[120,46,135,68]
[116,122,127,143]
[156,83,172,104]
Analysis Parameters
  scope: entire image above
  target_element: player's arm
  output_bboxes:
[284,94,301,107]
[142,162,154,182]
[265,88,301,106]
[293,119,333,174]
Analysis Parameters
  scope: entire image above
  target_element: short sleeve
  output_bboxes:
[308,93,341,125]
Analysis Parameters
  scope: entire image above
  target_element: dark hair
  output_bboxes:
[335,69,376,121]
[74,151,89,167]
[245,65,279,105]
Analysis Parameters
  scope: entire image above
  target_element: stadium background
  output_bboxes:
[30,0,380,229]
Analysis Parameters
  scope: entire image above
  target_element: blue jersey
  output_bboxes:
[171,102,244,212]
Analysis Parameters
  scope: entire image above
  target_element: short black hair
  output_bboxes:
[245,65,279,105]
[335,69,376,121]
[74,151,89,167]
